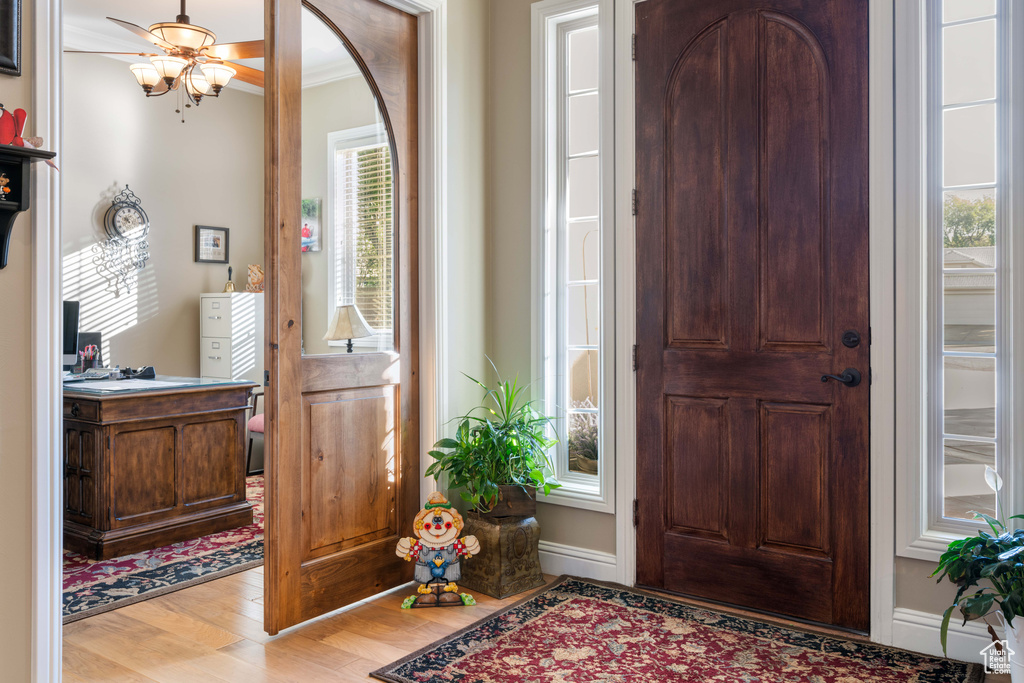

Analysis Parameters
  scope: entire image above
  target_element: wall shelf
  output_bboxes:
[0,143,57,269]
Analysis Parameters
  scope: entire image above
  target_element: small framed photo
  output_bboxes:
[194,225,229,264]
[301,198,322,253]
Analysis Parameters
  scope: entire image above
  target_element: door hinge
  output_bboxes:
[632,344,638,371]
[264,370,270,387]
[632,33,637,61]
[633,499,639,527]
[632,189,638,216]
[869,367,873,385]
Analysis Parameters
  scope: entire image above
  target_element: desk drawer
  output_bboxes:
[201,337,233,378]
[201,297,232,337]
[63,399,100,422]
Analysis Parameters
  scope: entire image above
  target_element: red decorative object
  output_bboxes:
[0,107,15,145]
[12,108,27,146]
[371,577,983,683]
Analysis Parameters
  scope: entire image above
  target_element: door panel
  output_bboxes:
[665,397,727,540]
[636,0,869,630]
[264,0,418,635]
[303,387,397,559]
[666,27,727,350]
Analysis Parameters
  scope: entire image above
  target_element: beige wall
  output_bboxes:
[300,76,381,355]
[485,0,616,554]
[61,55,264,377]
[444,0,490,418]
[0,10,36,680]
[896,557,953,614]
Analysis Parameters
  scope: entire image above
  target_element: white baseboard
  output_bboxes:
[892,607,998,664]
[538,540,617,581]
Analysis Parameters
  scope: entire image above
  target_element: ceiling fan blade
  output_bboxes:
[203,40,264,61]
[107,17,177,51]
[225,61,265,88]
[64,50,159,56]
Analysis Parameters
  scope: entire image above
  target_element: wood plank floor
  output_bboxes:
[63,568,552,682]
[66,568,1003,682]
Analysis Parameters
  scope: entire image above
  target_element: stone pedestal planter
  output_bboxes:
[460,486,545,599]
[461,512,545,599]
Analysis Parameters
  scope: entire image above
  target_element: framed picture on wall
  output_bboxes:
[194,225,230,264]
[301,198,322,253]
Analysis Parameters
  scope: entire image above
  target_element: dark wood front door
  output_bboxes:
[635,0,869,630]
[264,0,418,634]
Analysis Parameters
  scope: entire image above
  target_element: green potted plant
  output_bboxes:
[932,467,1024,680]
[426,364,560,598]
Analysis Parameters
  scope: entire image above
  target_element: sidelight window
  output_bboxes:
[897,0,1024,558]
[933,2,1000,522]
[533,0,614,511]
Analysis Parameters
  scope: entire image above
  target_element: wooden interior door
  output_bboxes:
[635,0,870,630]
[264,0,418,634]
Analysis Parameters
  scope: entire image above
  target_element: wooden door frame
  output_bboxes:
[611,0,895,644]
[31,0,449,677]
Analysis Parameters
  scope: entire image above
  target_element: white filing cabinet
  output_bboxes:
[200,293,264,384]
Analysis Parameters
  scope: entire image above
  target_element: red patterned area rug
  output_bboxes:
[371,577,983,683]
[62,475,264,624]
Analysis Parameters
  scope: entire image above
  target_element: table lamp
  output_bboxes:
[324,304,374,353]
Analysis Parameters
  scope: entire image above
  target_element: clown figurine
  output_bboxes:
[396,492,481,608]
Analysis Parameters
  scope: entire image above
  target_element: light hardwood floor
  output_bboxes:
[64,568,1003,682]
[63,567,549,683]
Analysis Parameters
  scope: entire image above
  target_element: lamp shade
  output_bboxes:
[129,63,161,89]
[149,22,216,51]
[185,69,210,97]
[150,55,188,82]
[201,62,236,91]
[323,304,374,341]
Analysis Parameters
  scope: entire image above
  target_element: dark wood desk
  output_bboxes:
[62,377,256,560]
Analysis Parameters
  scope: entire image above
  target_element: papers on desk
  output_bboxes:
[67,379,189,391]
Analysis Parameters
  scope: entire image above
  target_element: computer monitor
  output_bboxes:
[62,301,80,369]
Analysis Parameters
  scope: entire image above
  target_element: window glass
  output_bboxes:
[943,0,996,24]
[936,5,1000,521]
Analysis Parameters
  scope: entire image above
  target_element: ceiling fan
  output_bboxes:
[65,1,264,118]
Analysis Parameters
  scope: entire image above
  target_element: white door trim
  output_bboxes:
[31,0,63,679]
[612,0,637,589]
[32,0,448,679]
[867,0,897,646]
[613,0,898,643]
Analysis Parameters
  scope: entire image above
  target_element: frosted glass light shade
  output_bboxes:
[201,63,236,91]
[198,63,234,90]
[149,22,216,51]
[150,55,187,82]
[185,70,210,96]
[129,63,161,88]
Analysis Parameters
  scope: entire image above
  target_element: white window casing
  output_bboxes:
[896,0,1024,560]
[532,0,615,512]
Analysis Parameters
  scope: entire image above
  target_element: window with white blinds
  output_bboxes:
[327,124,394,351]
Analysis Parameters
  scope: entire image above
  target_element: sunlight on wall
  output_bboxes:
[230,293,258,379]
[62,244,159,365]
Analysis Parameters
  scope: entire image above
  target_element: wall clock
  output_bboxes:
[103,185,150,240]
[94,185,151,296]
